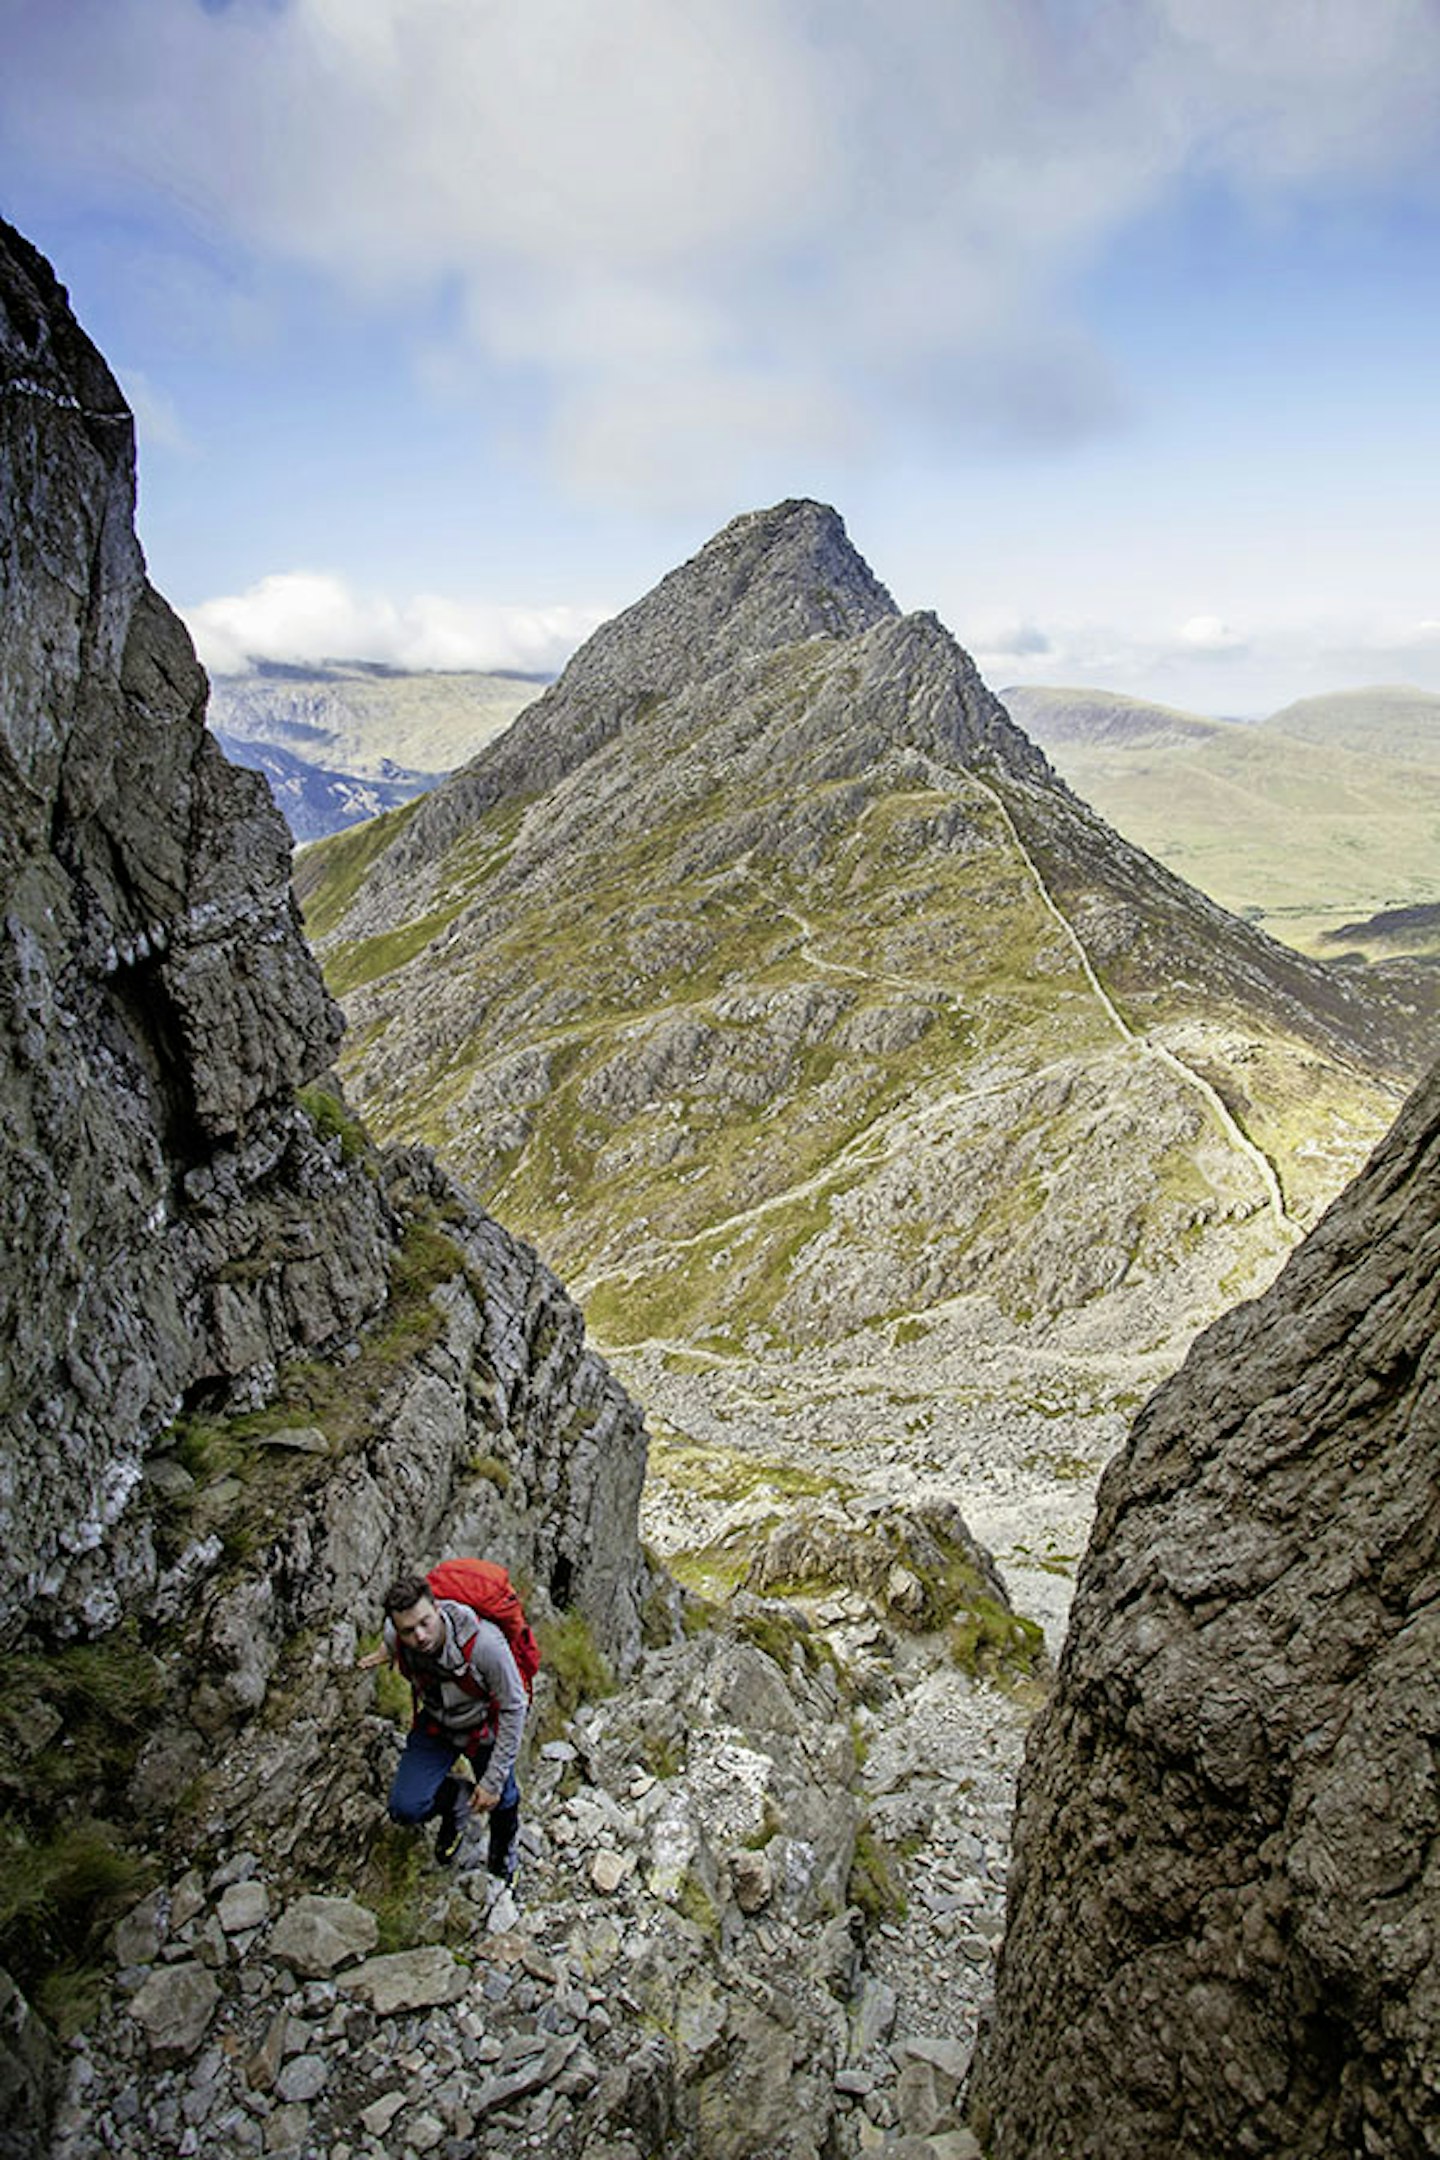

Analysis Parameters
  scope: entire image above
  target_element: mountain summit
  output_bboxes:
[300,503,1430,1631]
[563,497,903,685]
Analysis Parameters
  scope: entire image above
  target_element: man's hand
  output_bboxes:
[469,1786,500,1814]
[356,1647,391,1672]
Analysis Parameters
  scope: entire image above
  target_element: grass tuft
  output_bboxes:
[534,1609,615,1741]
[847,1821,905,1927]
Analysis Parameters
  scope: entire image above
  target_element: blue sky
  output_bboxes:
[4,0,1440,714]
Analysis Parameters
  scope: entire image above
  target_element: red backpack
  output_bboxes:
[422,1557,542,1701]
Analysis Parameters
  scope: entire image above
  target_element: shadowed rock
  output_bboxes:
[0,220,652,1685]
[969,1057,1440,2158]
[0,217,380,1631]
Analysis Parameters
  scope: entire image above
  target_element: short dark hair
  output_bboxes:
[383,1573,432,1616]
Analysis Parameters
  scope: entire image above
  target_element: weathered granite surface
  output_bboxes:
[969,1057,1440,2158]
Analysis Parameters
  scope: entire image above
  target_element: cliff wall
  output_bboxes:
[0,215,649,1663]
[969,1055,1440,2156]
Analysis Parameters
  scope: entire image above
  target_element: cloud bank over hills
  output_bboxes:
[185,570,603,679]
[7,2,1440,707]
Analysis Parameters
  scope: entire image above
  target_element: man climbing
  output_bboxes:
[358,1572,527,1875]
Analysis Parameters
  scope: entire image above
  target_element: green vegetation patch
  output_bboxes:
[326,904,466,997]
[677,1868,720,1938]
[647,1430,853,1508]
[947,1596,1045,1682]
[0,1624,168,2030]
[0,1819,152,2034]
[298,1080,370,1164]
[296,794,426,940]
[358,1821,433,1953]
[734,1605,846,1689]
[0,1623,168,1811]
[847,1821,906,1927]
[667,1527,778,1603]
[534,1609,616,1743]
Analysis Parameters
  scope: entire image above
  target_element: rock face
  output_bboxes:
[0,217,649,1663]
[968,1057,1440,2158]
[1,215,660,2160]
[0,217,373,1630]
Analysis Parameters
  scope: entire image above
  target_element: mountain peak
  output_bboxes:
[552,496,899,708]
[689,496,900,636]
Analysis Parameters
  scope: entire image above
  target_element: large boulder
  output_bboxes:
[969,1059,1440,2157]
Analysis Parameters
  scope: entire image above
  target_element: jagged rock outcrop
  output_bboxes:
[968,1057,1440,2158]
[0,217,660,2160]
[0,218,649,1662]
[0,218,378,1632]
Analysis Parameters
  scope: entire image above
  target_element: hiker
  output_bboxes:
[358,1571,527,1874]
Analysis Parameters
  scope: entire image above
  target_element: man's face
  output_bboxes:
[392,1596,444,1656]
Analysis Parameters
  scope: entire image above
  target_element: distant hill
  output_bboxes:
[1320,901,1440,961]
[210,730,440,845]
[1009,684,1440,957]
[205,662,545,842]
[209,662,542,777]
[1001,686,1221,751]
[1262,684,1440,768]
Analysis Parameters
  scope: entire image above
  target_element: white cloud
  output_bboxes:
[183,570,604,678]
[1179,615,1247,654]
[969,617,1054,671]
[984,599,1440,719]
[5,0,1440,503]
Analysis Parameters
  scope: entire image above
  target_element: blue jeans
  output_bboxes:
[387,1723,520,1873]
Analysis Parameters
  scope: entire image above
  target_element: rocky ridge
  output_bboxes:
[298,498,1430,1639]
[968,1053,1440,2158]
[0,222,1048,2160]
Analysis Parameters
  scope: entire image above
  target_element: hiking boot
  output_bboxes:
[488,1843,519,1890]
[435,1787,469,1866]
